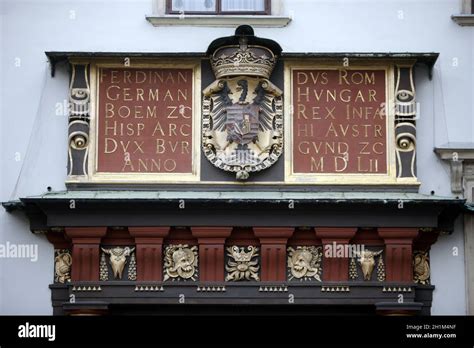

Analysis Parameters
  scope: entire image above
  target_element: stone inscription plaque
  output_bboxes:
[292,69,387,174]
[97,68,193,173]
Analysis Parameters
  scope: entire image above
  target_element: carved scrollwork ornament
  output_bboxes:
[395,89,416,118]
[68,63,90,176]
[397,89,413,101]
[394,65,417,179]
[396,132,416,152]
[70,87,90,101]
[54,249,72,283]
[287,246,322,281]
[225,246,260,281]
[69,88,90,118]
[69,131,89,150]
[163,244,198,281]
[413,251,430,285]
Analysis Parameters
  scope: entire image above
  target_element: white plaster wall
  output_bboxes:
[0,0,4,314]
[415,55,468,315]
[431,217,467,315]
[0,0,471,314]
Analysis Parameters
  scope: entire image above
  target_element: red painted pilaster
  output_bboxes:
[129,227,170,281]
[315,227,358,281]
[253,227,294,281]
[191,227,232,281]
[65,227,107,281]
[378,228,419,282]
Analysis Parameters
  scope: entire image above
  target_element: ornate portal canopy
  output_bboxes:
[202,25,284,180]
[2,26,464,317]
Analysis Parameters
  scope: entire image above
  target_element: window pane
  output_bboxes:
[172,0,216,12]
[221,0,265,12]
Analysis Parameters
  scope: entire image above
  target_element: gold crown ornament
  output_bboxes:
[207,25,281,79]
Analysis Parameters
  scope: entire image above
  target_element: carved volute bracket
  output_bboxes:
[435,146,474,195]
[68,62,91,178]
[394,64,417,180]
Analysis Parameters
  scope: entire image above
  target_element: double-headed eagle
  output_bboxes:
[210,79,275,139]
[202,77,283,179]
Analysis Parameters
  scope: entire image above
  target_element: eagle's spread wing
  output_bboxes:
[253,81,275,132]
[210,81,233,131]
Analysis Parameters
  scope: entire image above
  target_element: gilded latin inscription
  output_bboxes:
[292,69,387,174]
[97,68,194,173]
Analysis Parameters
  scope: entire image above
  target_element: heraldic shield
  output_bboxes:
[202,25,283,180]
[226,103,260,145]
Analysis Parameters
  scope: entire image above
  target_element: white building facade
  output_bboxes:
[1,0,473,315]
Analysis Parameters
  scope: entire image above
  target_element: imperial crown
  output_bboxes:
[207,25,282,79]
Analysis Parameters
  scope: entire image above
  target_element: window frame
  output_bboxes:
[166,0,271,15]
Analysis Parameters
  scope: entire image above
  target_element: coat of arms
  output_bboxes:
[202,25,283,180]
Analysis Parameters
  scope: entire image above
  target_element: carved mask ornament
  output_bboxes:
[287,246,322,281]
[225,246,260,281]
[164,244,198,281]
[203,25,283,180]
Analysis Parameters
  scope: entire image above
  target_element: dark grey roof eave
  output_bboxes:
[44,51,439,77]
[14,190,464,206]
[45,51,439,60]
[1,200,24,213]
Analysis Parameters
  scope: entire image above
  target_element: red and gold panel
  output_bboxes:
[285,63,396,184]
[87,60,201,183]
